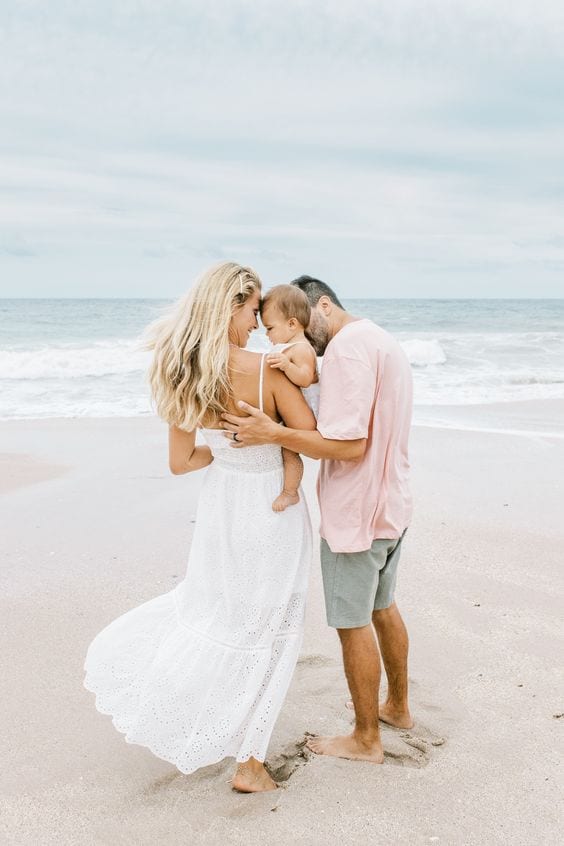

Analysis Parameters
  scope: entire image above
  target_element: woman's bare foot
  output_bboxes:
[345,699,414,729]
[306,732,384,763]
[272,490,300,512]
[231,759,278,793]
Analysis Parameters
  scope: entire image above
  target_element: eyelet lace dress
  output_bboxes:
[84,354,312,773]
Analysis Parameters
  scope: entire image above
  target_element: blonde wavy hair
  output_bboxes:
[146,262,262,429]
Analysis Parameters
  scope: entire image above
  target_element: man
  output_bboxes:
[222,275,413,764]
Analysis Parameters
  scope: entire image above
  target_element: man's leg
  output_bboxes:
[306,624,384,763]
[372,602,413,729]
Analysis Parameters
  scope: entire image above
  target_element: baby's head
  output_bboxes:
[260,284,311,345]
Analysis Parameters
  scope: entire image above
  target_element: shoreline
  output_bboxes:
[411,397,564,438]
[2,397,563,440]
[412,420,564,439]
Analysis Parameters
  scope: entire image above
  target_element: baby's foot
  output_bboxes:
[272,490,300,512]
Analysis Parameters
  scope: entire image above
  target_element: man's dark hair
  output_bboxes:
[290,275,344,309]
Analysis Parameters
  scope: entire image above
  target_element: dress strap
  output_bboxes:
[259,354,266,412]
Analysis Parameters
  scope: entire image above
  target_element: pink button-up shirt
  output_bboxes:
[316,319,413,553]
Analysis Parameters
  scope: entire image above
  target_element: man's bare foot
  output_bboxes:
[272,490,300,512]
[379,702,414,729]
[306,733,384,763]
[231,760,278,793]
[345,699,414,729]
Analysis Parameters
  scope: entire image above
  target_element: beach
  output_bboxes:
[1,407,562,846]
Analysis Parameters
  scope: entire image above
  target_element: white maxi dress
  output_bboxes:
[84,354,312,772]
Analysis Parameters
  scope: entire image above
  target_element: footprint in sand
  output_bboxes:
[382,723,447,768]
[266,736,313,783]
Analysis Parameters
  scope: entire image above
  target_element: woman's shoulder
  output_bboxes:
[229,347,264,361]
[228,347,265,375]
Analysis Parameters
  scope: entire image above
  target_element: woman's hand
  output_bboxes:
[221,402,281,447]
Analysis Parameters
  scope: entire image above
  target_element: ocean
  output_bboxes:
[1,299,563,432]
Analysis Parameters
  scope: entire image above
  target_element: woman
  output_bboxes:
[84,262,315,793]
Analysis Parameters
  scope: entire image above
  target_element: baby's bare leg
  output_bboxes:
[273,448,303,512]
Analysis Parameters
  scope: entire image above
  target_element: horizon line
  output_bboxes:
[1,296,563,302]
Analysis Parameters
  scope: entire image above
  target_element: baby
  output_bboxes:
[260,284,320,512]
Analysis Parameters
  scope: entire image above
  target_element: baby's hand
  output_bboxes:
[266,352,289,372]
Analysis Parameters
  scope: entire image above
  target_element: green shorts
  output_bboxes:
[320,533,406,629]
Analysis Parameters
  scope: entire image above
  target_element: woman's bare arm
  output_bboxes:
[168,425,213,475]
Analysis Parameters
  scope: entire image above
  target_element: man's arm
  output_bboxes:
[276,424,366,461]
[221,402,366,461]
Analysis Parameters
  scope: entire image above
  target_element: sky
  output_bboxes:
[1,0,564,298]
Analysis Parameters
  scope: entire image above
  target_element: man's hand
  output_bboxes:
[221,402,280,446]
[265,352,289,373]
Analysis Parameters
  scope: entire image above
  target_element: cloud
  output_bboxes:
[0,237,37,258]
[1,1,563,295]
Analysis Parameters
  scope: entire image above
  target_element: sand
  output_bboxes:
[0,452,68,495]
[1,409,563,846]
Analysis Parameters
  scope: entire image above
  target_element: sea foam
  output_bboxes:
[400,338,447,367]
[0,340,149,380]
[1,298,563,419]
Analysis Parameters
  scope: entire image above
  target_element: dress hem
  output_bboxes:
[83,678,268,774]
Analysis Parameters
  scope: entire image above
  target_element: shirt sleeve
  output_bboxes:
[317,354,377,440]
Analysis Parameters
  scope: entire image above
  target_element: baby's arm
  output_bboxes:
[267,345,317,388]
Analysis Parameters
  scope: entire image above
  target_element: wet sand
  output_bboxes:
[1,413,562,845]
[0,452,68,494]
